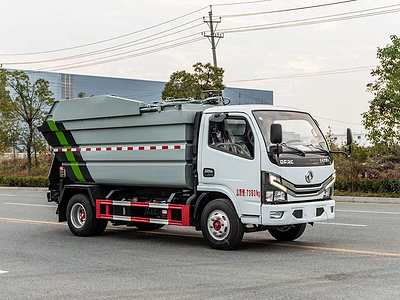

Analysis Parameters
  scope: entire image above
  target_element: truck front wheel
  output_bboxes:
[201,199,244,250]
[66,194,103,236]
[268,223,306,241]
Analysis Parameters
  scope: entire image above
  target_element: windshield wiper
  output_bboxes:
[280,143,306,156]
[306,144,330,155]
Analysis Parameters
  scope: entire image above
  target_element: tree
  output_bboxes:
[0,69,54,174]
[162,62,225,100]
[0,70,10,153]
[77,92,87,98]
[362,35,400,149]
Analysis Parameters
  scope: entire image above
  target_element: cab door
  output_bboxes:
[198,113,261,217]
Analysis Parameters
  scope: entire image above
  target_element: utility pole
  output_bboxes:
[203,5,224,68]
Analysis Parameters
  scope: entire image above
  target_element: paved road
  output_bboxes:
[0,188,400,299]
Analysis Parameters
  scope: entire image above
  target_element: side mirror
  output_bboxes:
[329,128,353,158]
[346,128,352,157]
[346,128,353,145]
[270,124,282,144]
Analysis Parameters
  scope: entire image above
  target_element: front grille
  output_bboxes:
[282,175,334,197]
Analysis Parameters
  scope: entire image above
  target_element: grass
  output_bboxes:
[334,190,400,198]
[0,153,52,177]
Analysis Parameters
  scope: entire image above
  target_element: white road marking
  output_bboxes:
[336,209,400,215]
[318,222,367,227]
[4,202,55,208]
[0,194,15,197]
[0,270,9,274]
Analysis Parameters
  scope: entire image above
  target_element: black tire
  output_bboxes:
[268,223,306,241]
[92,219,108,236]
[66,194,99,237]
[201,199,245,250]
[134,223,165,231]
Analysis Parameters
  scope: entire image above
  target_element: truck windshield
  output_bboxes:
[253,110,329,154]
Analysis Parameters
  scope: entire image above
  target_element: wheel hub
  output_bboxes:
[213,220,222,231]
[79,210,86,222]
[207,210,230,241]
[70,203,87,229]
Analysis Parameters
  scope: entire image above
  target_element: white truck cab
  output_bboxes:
[198,105,336,231]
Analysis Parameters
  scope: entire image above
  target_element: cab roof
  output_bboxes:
[203,104,308,115]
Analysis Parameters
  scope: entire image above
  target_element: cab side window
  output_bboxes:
[209,117,254,159]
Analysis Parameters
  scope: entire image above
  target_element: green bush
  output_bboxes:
[0,175,48,187]
[335,177,400,195]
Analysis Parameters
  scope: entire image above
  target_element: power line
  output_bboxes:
[227,66,375,83]
[314,115,363,126]
[0,6,208,56]
[4,2,396,72]
[2,20,203,66]
[39,33,201,71]
[214,0,271,7]
[220,0,358,18]
[221,4,400,34]
[42,37,204,72]
[41,0,378,69]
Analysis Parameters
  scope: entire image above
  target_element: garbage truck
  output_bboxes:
[39,95,352,250]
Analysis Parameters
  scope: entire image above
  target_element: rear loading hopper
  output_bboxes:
[40,95,212,189]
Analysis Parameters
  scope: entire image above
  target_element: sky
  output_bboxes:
[1,0,399,135]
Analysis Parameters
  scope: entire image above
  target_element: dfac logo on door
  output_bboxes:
[305,170,314,183]
[279,159,294,165]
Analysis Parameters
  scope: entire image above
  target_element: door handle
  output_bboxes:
[203,168,215,177]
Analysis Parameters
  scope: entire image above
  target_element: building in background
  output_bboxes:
[10,69,273,105]
[333,131,370,147]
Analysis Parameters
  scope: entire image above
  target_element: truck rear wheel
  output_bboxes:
[268,223,306,241]
[92,219,108,236]
[201,199,244,250]
[66,194,101,236]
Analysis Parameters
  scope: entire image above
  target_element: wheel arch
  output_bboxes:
[194,191,238,231]
[58,185,108,222]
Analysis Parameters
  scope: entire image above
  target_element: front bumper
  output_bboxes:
[260,199,335,226]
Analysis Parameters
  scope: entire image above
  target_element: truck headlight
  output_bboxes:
[265,190,287,202]
[274,190,287,202]
[269,174,288,193]
[263,173,289,203]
